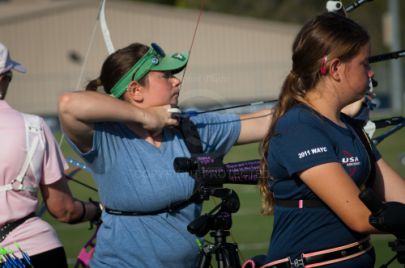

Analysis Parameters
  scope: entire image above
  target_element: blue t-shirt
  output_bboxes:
[67,113,240,268]
[266,104,380,267]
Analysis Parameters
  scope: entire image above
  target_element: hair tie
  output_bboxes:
[290,70,299,78]
[320,55,328,75]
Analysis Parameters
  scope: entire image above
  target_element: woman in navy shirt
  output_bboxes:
[258,13,405,267]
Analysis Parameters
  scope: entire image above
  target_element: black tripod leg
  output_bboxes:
[215,248,227,268]
[228,244,241,268]
[197,247,212,268]
[215,244,241,268]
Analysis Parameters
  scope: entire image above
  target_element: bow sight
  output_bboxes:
[174,154,260,268]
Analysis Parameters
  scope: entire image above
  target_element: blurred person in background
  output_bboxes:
[0,42,101,267]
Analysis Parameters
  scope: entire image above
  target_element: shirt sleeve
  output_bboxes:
[192,113,241,155]
[63,122,104,173]
[270,122,339,177]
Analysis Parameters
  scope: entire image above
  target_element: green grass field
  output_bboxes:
[48,124,404,267]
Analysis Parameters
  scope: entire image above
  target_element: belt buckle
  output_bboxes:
[10,179,24,191]
[289,256,305,268]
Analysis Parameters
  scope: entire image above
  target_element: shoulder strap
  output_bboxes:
[21,113,44,186]
[342,114,376,189]
[102,117,204,216]
[178,117,203,155]
[0,114,43,193]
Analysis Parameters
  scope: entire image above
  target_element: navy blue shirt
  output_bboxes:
[266,104,380,266]
[354,101,370,123]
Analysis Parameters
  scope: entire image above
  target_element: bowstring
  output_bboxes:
[58,11,99,147]
[179,0,205,90]
[178,0,251,261]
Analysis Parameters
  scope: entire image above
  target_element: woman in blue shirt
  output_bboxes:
[258,13,405,267]
[59,42,271,267]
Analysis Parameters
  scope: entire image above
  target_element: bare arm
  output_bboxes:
[58,91,177,152]
[40,176,99,223]
[373,158,405,203]
[299,162,380,233]
[237,108,273,144]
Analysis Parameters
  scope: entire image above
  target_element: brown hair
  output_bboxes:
[86,43,149,95]
[259,13,370,215]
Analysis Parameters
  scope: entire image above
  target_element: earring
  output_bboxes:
[368,77,374,93]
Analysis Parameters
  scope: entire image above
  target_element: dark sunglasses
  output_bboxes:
[151,43,166,57]
[129,43,166,82]
[2,71,12,82]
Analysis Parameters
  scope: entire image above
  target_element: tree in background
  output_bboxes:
[130,0,404,54]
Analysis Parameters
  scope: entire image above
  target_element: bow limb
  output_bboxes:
[98,0,115,55]
[74,225,100,268]
[57,3,107,267]
[59,0,110,146]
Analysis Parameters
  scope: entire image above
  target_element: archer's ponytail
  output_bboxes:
[98,43,149,95]
[86,78,102,91]
[259,71,304,215]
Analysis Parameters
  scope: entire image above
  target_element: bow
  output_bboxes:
[58,1,112,255]
[65,158,99,268]
[98,0,115,55]
[59,0,114,186]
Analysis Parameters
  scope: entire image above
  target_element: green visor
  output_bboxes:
[110,43,189,98]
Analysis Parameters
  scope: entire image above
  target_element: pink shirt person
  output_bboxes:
[0,100,66,257]
[0,41,101,267]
